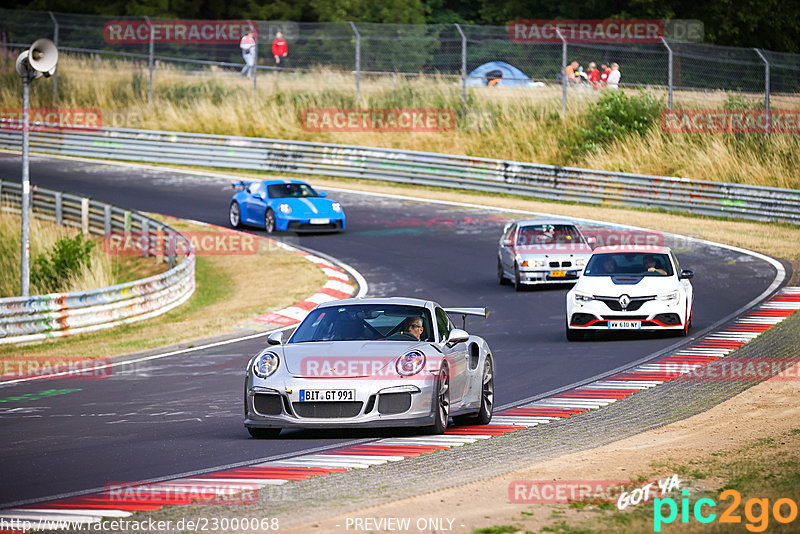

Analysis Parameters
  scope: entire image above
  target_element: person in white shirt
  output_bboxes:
[606,62,621,90]
[240,31,256,78]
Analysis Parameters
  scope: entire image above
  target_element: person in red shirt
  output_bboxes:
[272,31,288,65]
[600,63,611,86]
[588,62,601,89]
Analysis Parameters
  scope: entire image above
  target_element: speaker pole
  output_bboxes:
[20,73,31,296]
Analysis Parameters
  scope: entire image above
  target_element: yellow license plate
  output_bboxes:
[550,270,567,277]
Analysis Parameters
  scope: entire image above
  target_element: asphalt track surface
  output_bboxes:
[0,154,781,507]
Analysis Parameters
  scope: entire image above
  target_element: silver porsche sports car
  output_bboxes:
[244,298,494,438]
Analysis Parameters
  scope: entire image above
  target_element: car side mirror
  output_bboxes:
[445,328,469,346]
[267,331,283,345]
[319,191,328,197]
[679,269,694,280]
[501,238,512,246]
[253,192,265,200]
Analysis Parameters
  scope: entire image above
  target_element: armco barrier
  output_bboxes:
[0,179,195,344]
[0,125,798,224]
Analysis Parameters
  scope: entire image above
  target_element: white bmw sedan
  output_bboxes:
[566,246,694,340]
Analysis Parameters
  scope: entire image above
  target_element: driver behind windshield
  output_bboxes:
[391,316,424,341]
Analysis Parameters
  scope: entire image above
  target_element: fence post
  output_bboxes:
[103,204,111,234]
[661,37,673,112]
[252,32,258,95]
[350,21,361,106]
[754,48,770,135]
[55,191,63,225]
[145,16,154,106]
[80,198,89,235]
[455,23,467,106]
[556,29,567,116]
[49,11,59,105]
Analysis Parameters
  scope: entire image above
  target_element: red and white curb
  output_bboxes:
[252,247,357,327]
[3,288,797,526]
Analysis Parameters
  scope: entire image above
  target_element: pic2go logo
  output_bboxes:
[654,489,799,532]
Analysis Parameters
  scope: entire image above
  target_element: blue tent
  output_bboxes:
[466,61,544,88]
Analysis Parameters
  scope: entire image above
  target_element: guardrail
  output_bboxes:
[0,179,195,345]
[0,126,798,224]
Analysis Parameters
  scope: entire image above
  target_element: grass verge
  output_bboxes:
[0,215,327,360]
[2,54,799,189]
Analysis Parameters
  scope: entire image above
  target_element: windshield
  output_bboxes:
[289,304,434,343]
[516,224,585,246]
[267,183,319,198]
[583,253,674,277]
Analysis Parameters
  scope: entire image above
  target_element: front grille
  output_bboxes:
[377,393,412,414]
[253,394,283,415]
[561,261,572,267]
[596,296,654,312]
[287,221,341,231]
[292,401,363,418]
[601,315,648,320]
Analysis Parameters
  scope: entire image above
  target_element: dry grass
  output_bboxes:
[3,53,799,189]
[0,216,328,359]
[0,210,119,297]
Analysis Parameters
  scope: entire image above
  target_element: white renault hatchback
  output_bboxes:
[566,246,694,341]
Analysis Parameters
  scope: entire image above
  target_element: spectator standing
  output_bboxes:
[239,31,256,78]
[600,63,611,85]
[273,31,288,65]
[587,62,600,89]
[564,60,579,83]
[606,63,621,89]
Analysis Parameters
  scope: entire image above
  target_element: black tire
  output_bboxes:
[453,356,494,426]
[424,367,450,435]
[566,323,582,341]
[514,263,524,292]
[497,259,509,285]
[229,202,241,228]
[264,208,276,234]
[247,427,282,439]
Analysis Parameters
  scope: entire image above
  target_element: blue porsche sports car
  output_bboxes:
[229,180,346,233]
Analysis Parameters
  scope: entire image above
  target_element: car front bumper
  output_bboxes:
[275,213,345,232]
[244,376,437,429]
[567,298,686,330]
[518,268,582,285]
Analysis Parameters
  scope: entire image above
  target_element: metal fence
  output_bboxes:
[0,125,797,224]
[1,8,798,110]
[0,178,195,344]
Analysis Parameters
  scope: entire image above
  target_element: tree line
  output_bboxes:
[11,0,799,53]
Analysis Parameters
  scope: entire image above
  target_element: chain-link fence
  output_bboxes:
[1,8,798,112]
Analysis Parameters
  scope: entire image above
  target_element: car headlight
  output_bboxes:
[278,203,292,214]
[395,350,426,377]
[656,291,679,302]
[575,258,587,267]
[531,259,546,267]
[574,292,594,302]
[252,351,280,378]
[331,202,342,213]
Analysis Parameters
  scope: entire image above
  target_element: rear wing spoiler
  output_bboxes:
[232,181,253,191]
[444,307,488,329]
